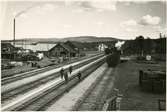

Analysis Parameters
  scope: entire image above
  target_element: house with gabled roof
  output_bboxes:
[48,43,77,57]
[64,41,86,52]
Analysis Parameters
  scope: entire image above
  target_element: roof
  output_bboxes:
[1,43,15,49]
[14,43,56,52]
[15,47,23,50]
[1,43,16,54]
[60,43,76,53]
[65,41,85,49]
[49,43,76,53]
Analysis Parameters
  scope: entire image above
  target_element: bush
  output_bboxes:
[152,54,166,61]
[22,54,40,61]
[1,63,15,70]
[80,53,86,57]
[136,56,145,61]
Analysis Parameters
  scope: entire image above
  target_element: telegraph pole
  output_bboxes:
[13,18,16,60]
[13,18,15,47]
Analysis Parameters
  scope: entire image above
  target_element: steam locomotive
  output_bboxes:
[105,47,121,68]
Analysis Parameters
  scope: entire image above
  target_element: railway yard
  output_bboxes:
[1,1,166,111]
[1,53,109,111]
[1,52,166,111]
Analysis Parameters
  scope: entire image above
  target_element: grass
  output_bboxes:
[114,60,166,110]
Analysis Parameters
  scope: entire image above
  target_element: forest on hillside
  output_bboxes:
[122,36,166,55]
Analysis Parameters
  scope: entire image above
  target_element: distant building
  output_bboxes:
[65,41,85,51]
[48,43,76,58]
[1,43,16,59]
[14,42,56,52]
[98,43,108,51]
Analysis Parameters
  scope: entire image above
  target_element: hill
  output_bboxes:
[1,36,121,44]
[60,36,119,42]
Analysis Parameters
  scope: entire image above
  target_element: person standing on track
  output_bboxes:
[60,68,64,79]
[77,71,82,81]
[64,72,69,83]
[69,65,73,74]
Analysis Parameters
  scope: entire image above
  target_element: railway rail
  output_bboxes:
[14,57,105,111]
[2,54,103,93]
[2,54,103,104]
[74,68,114,111]
[2,56,106,111]
[2,53,103,85]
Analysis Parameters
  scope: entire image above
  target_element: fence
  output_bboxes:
[103,94,123,111]
[158,99,166,110]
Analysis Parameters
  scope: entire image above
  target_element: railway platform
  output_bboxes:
[47,63,115,111]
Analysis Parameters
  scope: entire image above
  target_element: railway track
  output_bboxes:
[14,57,106,111]
[2,53,103,85]
[2,56,106,111]
[2,54,103,104]
[2,54,103,93]
[73,68,114,111]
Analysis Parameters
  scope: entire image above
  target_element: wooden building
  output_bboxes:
[1,43,16,59]
[48,43,76,57]
[65,41,85,52]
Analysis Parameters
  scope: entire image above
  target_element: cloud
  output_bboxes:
[17,4,56,17]
[14,4,39,18]
[89,1,116,11]
[119,0,149,4]
[125,28,137,32]
[96,21,104,26]
[42,4,56,11]
[153,26,167,34]
[72,9,84,13]
[63,24,72,28]
[66,1,117,12]
[120,19,137,27]
[123,2,131,6]
[120,15,161,28]
[120,19,138,32]
[19,13,28,18]
[139,15,161,26]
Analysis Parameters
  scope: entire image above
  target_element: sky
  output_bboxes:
[0,0,166,40]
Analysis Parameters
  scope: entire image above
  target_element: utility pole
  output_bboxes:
[13,18,16,60]
[13,18,16,47]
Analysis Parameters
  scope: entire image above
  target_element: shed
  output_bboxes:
[64,41,85,52]
[48,43,76,57]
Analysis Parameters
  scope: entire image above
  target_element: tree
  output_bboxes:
[155,37,166,54]
[144,37,155,54]
[135,35,144,56]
